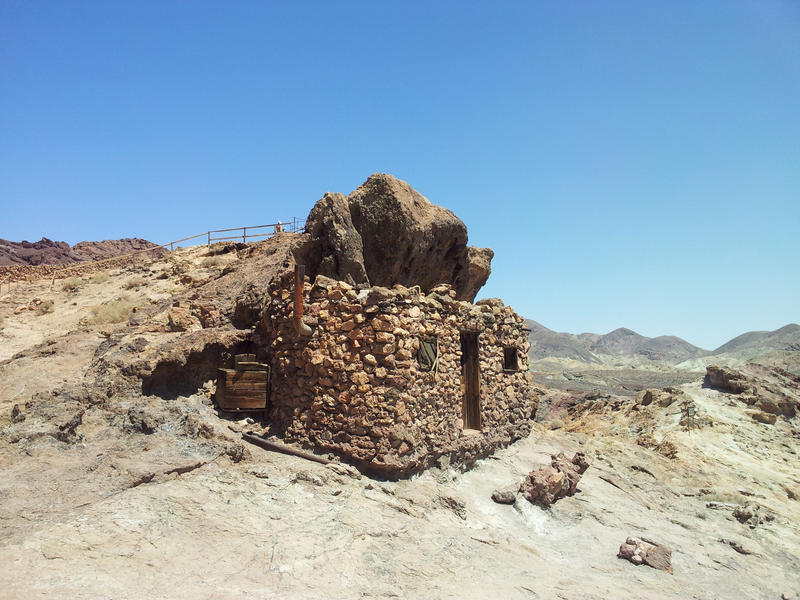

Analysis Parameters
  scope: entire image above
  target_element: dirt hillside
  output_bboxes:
[1,236,798,599]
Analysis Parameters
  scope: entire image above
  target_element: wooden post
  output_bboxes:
[207,231,211,246]
[243,227,247,243]
[170,241,174,251]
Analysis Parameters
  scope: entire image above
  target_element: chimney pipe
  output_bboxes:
[293,264,312,336]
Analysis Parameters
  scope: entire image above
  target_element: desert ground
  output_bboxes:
[1,242,798,600]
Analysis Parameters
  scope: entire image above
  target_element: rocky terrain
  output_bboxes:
[0,237,160,267]
[527,319,800,398]
[1,174,798,599]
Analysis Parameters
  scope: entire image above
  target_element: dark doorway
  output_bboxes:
[460,331,481,430]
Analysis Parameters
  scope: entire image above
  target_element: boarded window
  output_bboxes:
[417,338,439,372]
[503,347,520,371]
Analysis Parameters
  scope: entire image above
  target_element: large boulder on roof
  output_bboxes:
[305,192,369,288]
[305,173,492,302]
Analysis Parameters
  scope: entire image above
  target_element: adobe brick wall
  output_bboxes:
[257,272,535,478]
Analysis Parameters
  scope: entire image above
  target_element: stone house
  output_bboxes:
[255,269,534,478]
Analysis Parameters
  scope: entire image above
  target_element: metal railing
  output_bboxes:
[205,217,305,246]
[0,217,306,293]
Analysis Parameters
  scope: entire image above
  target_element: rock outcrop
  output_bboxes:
[618,537,673,573]
[519,452,589,507]
[0,237,160,266]
[705,366,750,394]
[306,174,492,302]
[705,364,799,420]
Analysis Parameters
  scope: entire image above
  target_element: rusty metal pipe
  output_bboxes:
[243,432,331,465]
[293,264,312,336]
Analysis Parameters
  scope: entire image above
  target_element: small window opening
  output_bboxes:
[417,338,439,372]
[503,347,520,371]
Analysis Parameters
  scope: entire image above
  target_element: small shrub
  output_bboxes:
[90,272,110,284]
[701,491,746,505]
[123,277,144,290]
[202,256,225,268]
[35,299,54,316]
[62,277,83,292]
[88,296,137,324]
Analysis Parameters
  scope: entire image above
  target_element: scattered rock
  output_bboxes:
[636,433,678,459]
[719,538,755,555]
[436,494,467,519]
[167,307,202,332]
[225,442,249,463]
[10,404,25,423]
[519,452,589,507]
[748,410,777,425]
[732,503,774,529]
[128,407,161,434]
[55,409,85,442]
[292,470,325,487]
[491,489,517,504]
[618,537,673,573]
[656,440,678,459]
[325,462,362,481]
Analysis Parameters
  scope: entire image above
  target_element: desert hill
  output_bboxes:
[1,175,799,598]
[713,323,800,356]
[0,237,159,266]
[526,319,708,369]
[528,318,800,377]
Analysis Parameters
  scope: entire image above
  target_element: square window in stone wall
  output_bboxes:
[417,338,439,372]
[503,346,520,371]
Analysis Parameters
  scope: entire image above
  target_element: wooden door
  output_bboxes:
[460,331,481,430]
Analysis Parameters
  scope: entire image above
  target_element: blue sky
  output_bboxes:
[1,1,798,349]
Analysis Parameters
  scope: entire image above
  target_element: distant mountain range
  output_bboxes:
[526,320,800,371]
[0,237,159,266]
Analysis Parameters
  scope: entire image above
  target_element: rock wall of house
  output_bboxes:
[257,272,534,478]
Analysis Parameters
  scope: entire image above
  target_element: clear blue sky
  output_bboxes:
[1,1,798,349]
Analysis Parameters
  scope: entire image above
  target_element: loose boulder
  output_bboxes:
[491,489,517,504]
[519,452,589,507]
